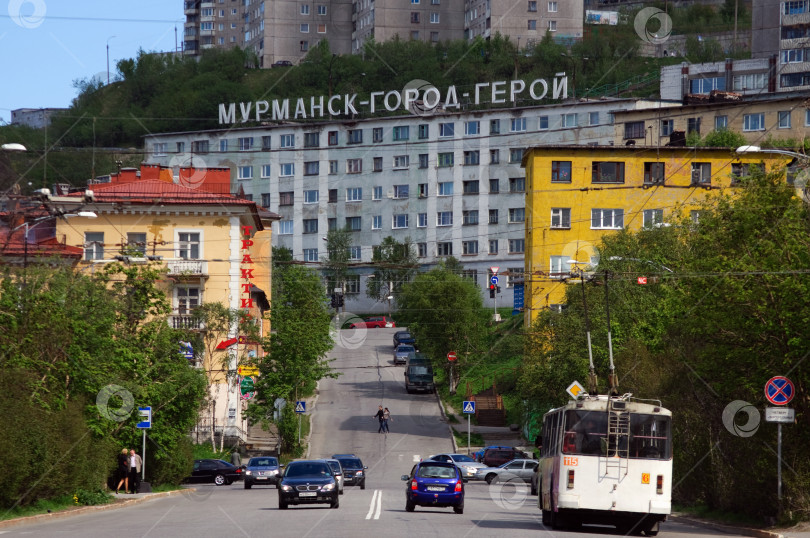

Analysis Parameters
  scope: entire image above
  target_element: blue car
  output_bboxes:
[401,461,464,514]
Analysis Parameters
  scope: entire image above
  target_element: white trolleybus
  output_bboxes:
[536,392,672,536]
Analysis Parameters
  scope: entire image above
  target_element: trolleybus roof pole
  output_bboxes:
[604,270,619,395]
[580,272,598,395]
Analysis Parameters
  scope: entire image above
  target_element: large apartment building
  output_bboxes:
[183,0,583,66]
[145,97,670,312]
[751,0,810,91]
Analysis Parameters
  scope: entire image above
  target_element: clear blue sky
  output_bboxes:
[0,1,184,124]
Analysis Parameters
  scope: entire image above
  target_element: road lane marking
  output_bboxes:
[365,489,382,520]
[412,454,421,462]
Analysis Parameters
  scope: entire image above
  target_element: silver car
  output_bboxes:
[324,458,345,495]
[393,344,416,365]
[478,458,538,485]
[426,453,488,481]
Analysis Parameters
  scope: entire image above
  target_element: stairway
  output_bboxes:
[244,421,280,457]
[472,388,506,427]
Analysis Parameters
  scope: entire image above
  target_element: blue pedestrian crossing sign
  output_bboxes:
[462,401,475,414]
[295,401,306,413]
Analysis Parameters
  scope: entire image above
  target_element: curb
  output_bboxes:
[433,389,459,453]
[670,514,784,538]
[304,381,321,459]
[0,488,188,530]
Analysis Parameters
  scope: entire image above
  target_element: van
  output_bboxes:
[405,363,434,394]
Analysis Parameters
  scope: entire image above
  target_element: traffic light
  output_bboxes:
[489,284,495,298]
[337,294,345,307]
[496,286,501,294]
[330,294,338,308]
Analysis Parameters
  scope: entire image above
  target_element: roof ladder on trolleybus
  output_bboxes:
[604,410,630,479]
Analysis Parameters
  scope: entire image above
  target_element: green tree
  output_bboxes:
[322,227,352,302]
[366,236,418,303]
[699,128,747,148]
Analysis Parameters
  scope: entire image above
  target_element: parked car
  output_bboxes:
[243,456,282,489]
[324,458,345,495]
[481,447,528,468]
[271,60,293,67]
[349,316,395,329]
[405,362,435,393]
[471,445,513,463]
[401,460,464,514]
[478,458,538,485]
[187,459,243,486]
[278,460,339,509]
[393,330,415,347]
[425,453,488,481]
[332,454,367,489]
[393,344,416,365]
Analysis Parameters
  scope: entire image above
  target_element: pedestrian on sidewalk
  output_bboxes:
[115,448,129,494]
[129,449,142,493]
[373,405,385,433]
[383,407,392,433]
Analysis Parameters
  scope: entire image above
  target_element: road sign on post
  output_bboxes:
[490,266,499,275]
[136,407,152,429]
[490,275,499,286]
[447,351,457,362]
[295,401,306,444]
[462,401,475,455]
[765,376,795,406]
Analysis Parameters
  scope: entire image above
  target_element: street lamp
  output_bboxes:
[107,35,117,85]
[735,145,807,160]
[1,143,27,152]
[7,211,97,270]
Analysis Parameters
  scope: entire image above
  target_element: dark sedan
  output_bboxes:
[393,330,414,347]
[332,454,367,489]
[278,460,339,509]
[187,459,243,486]
[243,456,283,489]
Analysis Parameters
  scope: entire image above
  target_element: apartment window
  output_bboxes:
[300,41,309,51]
[690,76,725,94]
[462,121,480,137]
[280,163,294,177]
[539,116,549,130]
[528,20,537,30]
[687,117,701,135]
[418,183,428,197]
[592,162,625,183]
[279,191,295,206]
[318,24,326,33]
[488,209,499,224]
[624,121,646,139]
[551,161,572,182]
[328,218,337,231]
[349,246,361,260]
[418,124,429,139]
[548,1,558,11]
[462,241,479,255]
[347,129,363,144]
[430,12,440,23]
[490,149,500,164]
[463,180,479,194]
[303,249,319,262]
[643,209,664,228]
[528,0,538,11]
[419,154,429,168]
[691,162,712,184]
[238,137,253,151]
[778,111,792,128]
[84,232,104,260]
[489,239,499,254]
[509,208,525,223]
[509,148,524,163]
[781,48,805,63]
[328,189,338,203]
[438,181,454,196]
[278,221,293,235]
[464,150,480,165]
[437,242,453,256]
[550,256,571,279]
[303,219,318,234]
[418,242,428,258]
[743,113,765,131]
[588,112,600,126]
[780,72,810,87]
[550,208,571,229]
[591,209,624,229]
[489,178,500,193]
[176,286,201,314]
[373,157,383,172]
[691,210,701,224]
[259,193,271,208]
[508,239,525,254]
[300,23,310,33]
[372,186,382,200]
[509,177,525,192]
[393,155,409,169]
[304,161,319,176]
[806,109,810,126]
[329,160,338,174]
[463,210,479,225]
[490,119,501,134]
[372,215,382,230]
[660,119,674,136]
[784,0,808,14]
[439,123,455,137]
[548,20,557,31]
[437,211,453,226]
[237,166,253,180]
[347,158,362,173]
[392,214,409,229]
[328,131,338,145]
[153,143,167,156]
[318,5,327,15]
[561,114,579,129]
[411,12,420,23]
[418,213,428,227]
[393,185,409,198]
[301,5,310,15]
[280,134,294,148]
[438,152,454,167]
[461,270,478,283]
[304,190,319,204]
[511,118,527,132]
[393,126,409,140]
[373,127,383,143]
[304,132,319,147]
[191,140,209,154]
[176,142,185,153]
[178,232,201,260]
[644,162,665,184]
[346,217,362,231]
[715,115,728,129]
[346,187,362,202]
[733,73,767,91]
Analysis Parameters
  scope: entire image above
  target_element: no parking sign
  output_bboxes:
[764,376,794,406]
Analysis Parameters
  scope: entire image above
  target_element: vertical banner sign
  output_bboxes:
[240,226,254,310]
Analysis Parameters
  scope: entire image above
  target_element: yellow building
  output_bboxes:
[522,146,788,326]
[52,166,278,443]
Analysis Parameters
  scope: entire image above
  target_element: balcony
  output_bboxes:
[167,259,208,278]
[169,314,205,330]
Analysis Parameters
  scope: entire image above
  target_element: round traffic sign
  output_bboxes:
[764,376,794,406]
[490,275,499,286]
[447,351,457,362]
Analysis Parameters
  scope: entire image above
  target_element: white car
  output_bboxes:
[426,453,488,481]
[478,458,538,485]
[324,459,345,495]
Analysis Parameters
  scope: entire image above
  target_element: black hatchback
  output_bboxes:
[278,460,339,509]
[187,459,243,486]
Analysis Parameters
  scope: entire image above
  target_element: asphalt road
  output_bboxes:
[3,328,753,538]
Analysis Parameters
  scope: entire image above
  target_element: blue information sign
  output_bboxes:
[513,283,524,310]
[136,407,152,429]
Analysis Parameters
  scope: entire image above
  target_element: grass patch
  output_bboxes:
[150,484,183,493]
[452,427,485,447]
[0,489,114,522]
[192,443,231,461]
[673,504,764,527]
[446,413,460,424]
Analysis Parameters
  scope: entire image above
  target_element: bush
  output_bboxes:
[74,489,113,506]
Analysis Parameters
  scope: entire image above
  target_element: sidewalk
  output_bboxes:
[0,489,188,530]
[669,514,810,538]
